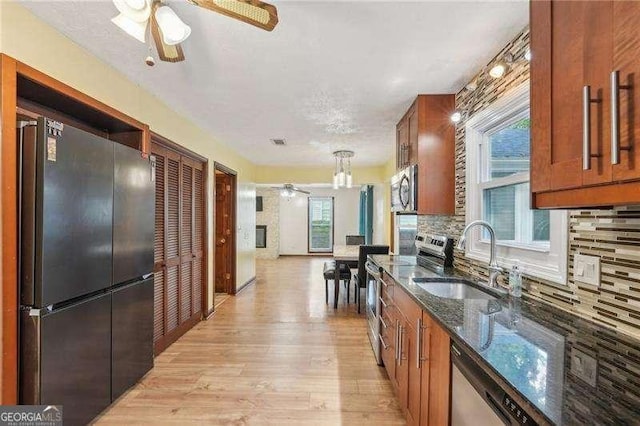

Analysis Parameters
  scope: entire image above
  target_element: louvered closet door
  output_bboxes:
[192,164,204,315]
[151,141,205,355]
[153,151,166,343]
[165,149,181,334]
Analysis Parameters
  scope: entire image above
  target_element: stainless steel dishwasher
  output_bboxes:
[451,341,539,426]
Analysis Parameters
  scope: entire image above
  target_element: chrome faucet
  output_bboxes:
[457,220,504,290]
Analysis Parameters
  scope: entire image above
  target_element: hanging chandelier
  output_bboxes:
[332,150,354,189]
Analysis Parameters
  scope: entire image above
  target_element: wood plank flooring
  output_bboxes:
[96,256,405,425]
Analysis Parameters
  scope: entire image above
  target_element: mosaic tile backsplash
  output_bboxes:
[417,27,640,340]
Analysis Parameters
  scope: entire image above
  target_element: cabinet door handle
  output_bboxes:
[583,85,601,170]
[416,318,422,369]
[380,316,388,329]
[398,325,405,366]
[380,335,389,350]
[395,320,401,361]
[611,70,632,165]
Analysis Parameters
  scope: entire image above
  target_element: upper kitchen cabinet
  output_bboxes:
[396,95,456,214]
[396,102,418,170]
[531,0,640,208]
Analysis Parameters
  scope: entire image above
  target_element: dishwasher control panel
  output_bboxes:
[503,395,537,425]
[451,341,542,426]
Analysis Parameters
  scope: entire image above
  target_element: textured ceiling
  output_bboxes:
[19,0,528,167]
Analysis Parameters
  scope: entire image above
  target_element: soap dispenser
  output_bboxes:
[509,261,522,297]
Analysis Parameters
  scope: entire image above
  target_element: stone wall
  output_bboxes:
[256,188,280,259]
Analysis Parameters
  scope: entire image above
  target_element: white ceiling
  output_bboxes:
[19,0,528,167]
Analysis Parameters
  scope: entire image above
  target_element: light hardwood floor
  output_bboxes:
[96,256,405,425]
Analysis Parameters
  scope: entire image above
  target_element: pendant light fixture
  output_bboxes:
[332,150,354,189]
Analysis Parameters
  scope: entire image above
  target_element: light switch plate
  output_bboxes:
[573,254,601,286]
[571,348,598,387]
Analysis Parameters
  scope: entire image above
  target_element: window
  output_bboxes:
[308,197,334,253]
[465,83,568,284]
[480,114,550,248]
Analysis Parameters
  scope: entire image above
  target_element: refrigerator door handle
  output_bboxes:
[150,155,156,182]
[28,306,52,317]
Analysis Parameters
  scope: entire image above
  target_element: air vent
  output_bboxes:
[271,138,286,146]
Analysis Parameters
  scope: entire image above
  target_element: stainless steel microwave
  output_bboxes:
[390,164,417,212]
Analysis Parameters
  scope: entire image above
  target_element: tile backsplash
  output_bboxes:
[418,27,640,340]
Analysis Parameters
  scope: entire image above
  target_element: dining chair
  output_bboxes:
[353,245,389,313]
[323,261,352,305]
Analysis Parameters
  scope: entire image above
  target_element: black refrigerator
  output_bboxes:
[19,117,155,425]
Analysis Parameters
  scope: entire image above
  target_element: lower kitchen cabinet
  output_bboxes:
[380,275,451,426]
[424,315,450,426]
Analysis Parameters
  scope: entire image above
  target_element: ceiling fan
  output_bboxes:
[110,0,279,65]
[272,184,310,197]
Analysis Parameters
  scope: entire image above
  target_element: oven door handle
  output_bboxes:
[365,261,383,278]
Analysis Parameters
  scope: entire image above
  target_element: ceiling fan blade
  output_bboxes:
[150,1,186,62]
[189,0,279,31]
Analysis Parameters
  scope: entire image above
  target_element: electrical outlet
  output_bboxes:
[571,349,598,387]
[573,254,601,286]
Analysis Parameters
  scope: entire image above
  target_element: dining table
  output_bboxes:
[332,244,360,309]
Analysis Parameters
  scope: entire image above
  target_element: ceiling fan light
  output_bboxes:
[112,0,151,22]
[155,5,192,45]
[111,13,148,43]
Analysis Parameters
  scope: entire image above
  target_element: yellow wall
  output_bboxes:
[254,165,386,185]
[382,158,396,249]
[0,1,256,311]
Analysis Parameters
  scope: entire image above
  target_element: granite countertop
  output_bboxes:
[369,255,640,426]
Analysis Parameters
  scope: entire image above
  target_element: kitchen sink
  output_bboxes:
[412,277,498,300]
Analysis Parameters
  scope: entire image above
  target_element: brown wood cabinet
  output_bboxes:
[531,0,640,208]
[380,272,451,426]
[395,95,455,214]
[396,102,419,170]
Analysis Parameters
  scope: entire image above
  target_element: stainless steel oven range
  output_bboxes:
[364,260,384,365]
[365,234,455,365]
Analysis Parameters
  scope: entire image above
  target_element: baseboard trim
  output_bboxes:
[153,313,200,356]
[205,307,216,320]
[236,276,256,294]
